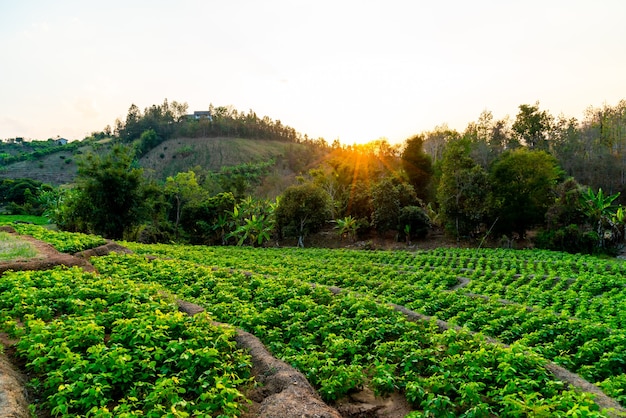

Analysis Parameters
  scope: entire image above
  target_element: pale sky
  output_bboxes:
[1,0,625,144]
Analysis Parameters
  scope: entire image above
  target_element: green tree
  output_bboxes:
[436,138,490,239]
[0,178,52,215]
[135,128,161,157]
[227,196,277,247]
[70,145,146,239]
[512,102,554,151]
[397,206,430,243]
[334,215,359,242]
[275,183,331,247]
[489,149,562,237]
[180,192,236,244]
[401,134,433,200]
[371,178,419,234]
[164,171,207,239]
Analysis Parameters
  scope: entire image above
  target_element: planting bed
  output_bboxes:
[2,225,626,417]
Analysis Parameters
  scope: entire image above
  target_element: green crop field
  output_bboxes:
[3,225,626,417]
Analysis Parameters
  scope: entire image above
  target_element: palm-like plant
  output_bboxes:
[227,197,277,247]
[579,187,622,249]
[335,215,359,242]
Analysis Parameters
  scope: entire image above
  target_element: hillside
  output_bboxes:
[0,148,79,185]
[0,137,318,192]
[139,136,312,180]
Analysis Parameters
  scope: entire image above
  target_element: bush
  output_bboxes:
[534,224,597,254]
[397,206,431,241]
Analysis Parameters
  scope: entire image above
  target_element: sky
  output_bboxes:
[1,0,626,145]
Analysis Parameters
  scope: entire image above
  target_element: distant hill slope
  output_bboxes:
[140,137,306,180]
[0,149,79,186]
[0,137,318,193]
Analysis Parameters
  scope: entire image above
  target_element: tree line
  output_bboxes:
[109,99,307,158]
[4,99,626,255]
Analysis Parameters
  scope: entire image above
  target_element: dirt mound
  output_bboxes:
[73,240,134,258]
[0,353,29,418]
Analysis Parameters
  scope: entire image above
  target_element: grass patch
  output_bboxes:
[0,231,38,261]
[0,215,50,225]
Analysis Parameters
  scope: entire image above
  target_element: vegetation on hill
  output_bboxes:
[2,98,626,254]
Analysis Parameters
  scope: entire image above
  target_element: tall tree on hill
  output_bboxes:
[401,134,433,201]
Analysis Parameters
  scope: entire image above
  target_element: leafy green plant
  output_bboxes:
[579,187,623,250]
[92,248,614,415]
[334,215,359,242]
[0,267,252,417]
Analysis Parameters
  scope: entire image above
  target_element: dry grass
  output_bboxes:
[0,232,38,261]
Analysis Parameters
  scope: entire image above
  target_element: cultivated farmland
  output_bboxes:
[2,226,626,417]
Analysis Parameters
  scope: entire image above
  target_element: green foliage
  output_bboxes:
[0,214,49,225]
[164,171,207,239]
[0,139,80,167]
[512,102,554,150]
[397,206,430,242]
[213,160,275,199]
[275,182,331,247]
[0,267,251,416]
[92,246,616,415]
[436,138,490,238]
[579,187,623,250]
[180,192,236,244]
[69,145,147,239]
[227,196,277,247]
[117,99,301,144]
[135,128,162,157]
[12,223,106,253]
[371,178,420,234]
[334,215,360,242]
[489,149,562,237]
[0,178,53,215]
[401,134,433,200]
[534,224,597,254]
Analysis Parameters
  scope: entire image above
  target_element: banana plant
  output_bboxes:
[579,187,622,249]
[335,215,359,242]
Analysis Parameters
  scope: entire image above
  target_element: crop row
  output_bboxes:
[120,243,626,406]
[123,243,626,330]
[0,267,252,417]
[11,223,107,253]
[93,252,611,416]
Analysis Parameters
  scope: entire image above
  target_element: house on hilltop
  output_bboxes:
[189,111,213,121]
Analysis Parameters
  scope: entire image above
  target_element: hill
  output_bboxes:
[0,137,320,193]
[139,136,313,180]
[0,148,78,185]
